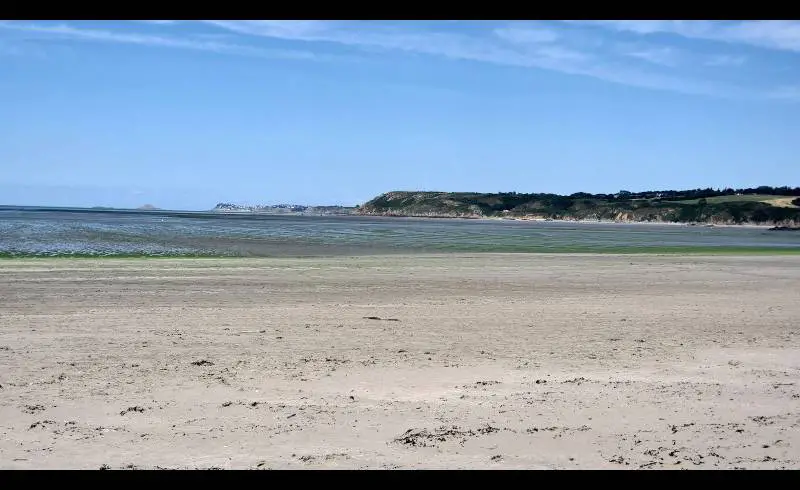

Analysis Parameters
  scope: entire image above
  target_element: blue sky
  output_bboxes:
[2,20,799,210]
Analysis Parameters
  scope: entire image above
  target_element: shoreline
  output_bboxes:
[354,213,779,229]
[1,205,789,229]
[3,247,800,260]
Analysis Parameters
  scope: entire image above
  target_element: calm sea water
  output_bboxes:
[1,206,798,257]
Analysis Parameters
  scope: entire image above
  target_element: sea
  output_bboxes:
[1,206,799,257]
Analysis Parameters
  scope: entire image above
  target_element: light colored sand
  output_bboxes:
[1,254,799,469]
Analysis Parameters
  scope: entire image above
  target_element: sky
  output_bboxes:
[2,20,800,210]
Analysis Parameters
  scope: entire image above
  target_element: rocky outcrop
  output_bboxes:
[212,203,356,216]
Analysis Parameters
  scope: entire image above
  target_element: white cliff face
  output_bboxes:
[212,203,356,215]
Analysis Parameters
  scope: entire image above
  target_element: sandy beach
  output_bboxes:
[1,254,799,469]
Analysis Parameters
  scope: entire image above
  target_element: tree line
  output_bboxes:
[570,186,800,201]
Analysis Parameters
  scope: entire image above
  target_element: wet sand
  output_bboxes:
[1,254,799,469]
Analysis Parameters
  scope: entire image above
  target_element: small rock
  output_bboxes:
[120,406,145,416]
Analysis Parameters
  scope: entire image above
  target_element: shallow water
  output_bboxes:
[1,206,798,257]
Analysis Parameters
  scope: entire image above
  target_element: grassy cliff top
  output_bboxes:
[358,188,800,225]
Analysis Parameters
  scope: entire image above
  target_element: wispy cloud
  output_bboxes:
[0,21,323,61]
[581,20,800,53]
[705,54,747,67]
[202,20,598,72]
[622,46,680,67]
[197,20,754,99]
[1,20,794,102]
[493,26,560,45]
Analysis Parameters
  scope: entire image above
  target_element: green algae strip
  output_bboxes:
[429,244,800,255]
[1,245,799,259]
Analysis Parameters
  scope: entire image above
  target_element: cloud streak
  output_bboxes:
[622,46,680,67]
[197,20,757,99]
[0,21,323,61]
[135,20,178,25]
[1,20,794,102]
[581,20,800,53]
[705,54,747,67]
[493,26,560,45]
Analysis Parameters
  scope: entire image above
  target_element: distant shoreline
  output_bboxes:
[3,204,798,230]
[351,213,779,229]
[0,204,785,228]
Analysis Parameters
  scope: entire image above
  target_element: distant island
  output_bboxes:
[212,203,356,216]
[137,204,159,211]
[356,186,800,227]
